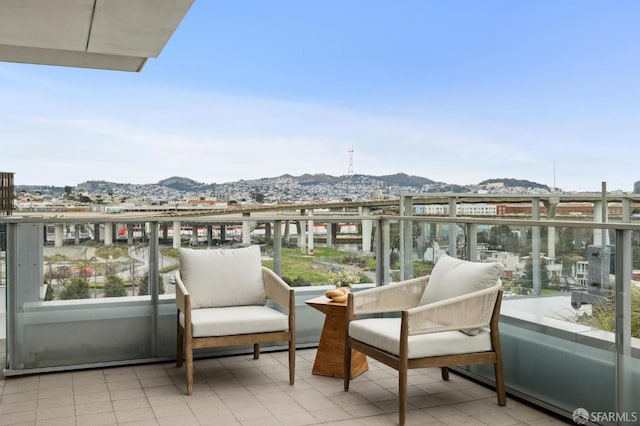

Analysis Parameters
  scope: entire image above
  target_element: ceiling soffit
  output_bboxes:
[0,0,194,71]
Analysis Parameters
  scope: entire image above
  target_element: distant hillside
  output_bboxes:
[296,173,341,185]
[479,178,550,190]
[157,176,216,192]
[294,172,438,188]
[14,184,65,196]
[376,173,435,187]
[14,173,552,198]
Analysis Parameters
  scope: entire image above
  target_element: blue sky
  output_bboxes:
[2,0,639,192]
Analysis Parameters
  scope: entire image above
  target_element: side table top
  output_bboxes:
[305,295,347,306]
[305,295,348,315]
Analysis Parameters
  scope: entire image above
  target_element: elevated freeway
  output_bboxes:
[9,192,640,223]
[99,192,640,221]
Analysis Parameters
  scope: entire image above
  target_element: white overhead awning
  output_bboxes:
[0,0,194,72]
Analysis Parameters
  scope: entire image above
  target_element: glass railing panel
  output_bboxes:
[462,220,639,422]
[170,218,376,289]
[1,223,5,347]
[3,212,637,421]
[7,220,157,370]
[42,224,152,301]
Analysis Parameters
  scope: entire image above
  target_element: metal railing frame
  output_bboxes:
[1,213,638,418]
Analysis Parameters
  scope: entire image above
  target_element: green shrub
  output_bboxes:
[59,277,90,300]
[357,272,373,283]
[104,275,128,297]
[95,243,129,259]
[282,276,311,287]
[588,287,640,338]
[328,269,360,288]
[339,254,368,268]
[138,271,165,295]
[44,284,55,301]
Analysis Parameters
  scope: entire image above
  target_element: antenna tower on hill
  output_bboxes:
[348,145,354,176]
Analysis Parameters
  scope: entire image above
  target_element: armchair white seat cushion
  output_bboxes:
[349,318,491,359]
[182,305,289,338]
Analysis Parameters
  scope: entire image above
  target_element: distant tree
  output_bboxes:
[45,264,72,286]
[634,246,640,270]
[104,275,127,297]
[59,277,90,300]
[557,227,577,255]
[282,276,311,287]
[138,271,164,296]
[520,257,550,291]
[488,225,520,252]
[44,284,54,301]
[64,185,73,196]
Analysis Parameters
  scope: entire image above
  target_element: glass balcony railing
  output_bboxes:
[1,207,638,425]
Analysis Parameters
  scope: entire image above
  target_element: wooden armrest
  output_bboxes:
[175,270,189,314]
[262,267,293,310]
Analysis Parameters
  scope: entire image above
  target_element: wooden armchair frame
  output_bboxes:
[176,266,295,395]
[344,277,505,426]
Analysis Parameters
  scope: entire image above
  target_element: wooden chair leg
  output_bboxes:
[253,343,260,359]
[289,335,295,385]
[185,338,193,395]
[494,359,506,406]
[344,345,352,391]
[440,367,449,381]
[176,320,183,368]
[399,365,407,426]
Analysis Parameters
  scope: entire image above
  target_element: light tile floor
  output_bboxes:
[0,343,570,425]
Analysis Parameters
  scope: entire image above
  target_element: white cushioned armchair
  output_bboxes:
[175,245,295,395]
[344,255,506,426]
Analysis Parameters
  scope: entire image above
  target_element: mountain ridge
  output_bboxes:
[16,173,552,198]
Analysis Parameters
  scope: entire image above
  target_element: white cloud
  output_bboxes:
[1,71,636,192]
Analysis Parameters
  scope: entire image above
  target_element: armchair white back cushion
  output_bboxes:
[179,245,266,309]
[419,255,503,306]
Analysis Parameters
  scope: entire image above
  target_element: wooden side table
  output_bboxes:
[305,295,368,379]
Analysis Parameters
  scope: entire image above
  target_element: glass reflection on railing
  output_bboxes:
[40,222,153,300]
[29,218,640,342]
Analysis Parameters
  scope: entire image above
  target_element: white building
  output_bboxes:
[415,203,497,216]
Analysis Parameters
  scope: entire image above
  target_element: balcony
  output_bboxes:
[1,196,639,425]
[0,339,565,425]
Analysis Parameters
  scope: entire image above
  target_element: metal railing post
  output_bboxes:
[400,195,413,280]
[149,222,159,356]
[614,229,632,418]
[273,220,282,276]
[375,217,385,285]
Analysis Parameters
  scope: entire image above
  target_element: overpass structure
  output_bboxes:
[9,192,640,255]
[77,192,640,221]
